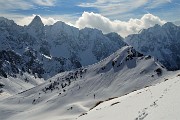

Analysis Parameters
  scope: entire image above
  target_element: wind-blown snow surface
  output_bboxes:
[78,72,180,120]
[0,46,167,120]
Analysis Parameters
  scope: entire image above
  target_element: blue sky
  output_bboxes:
[0,0,179,37]
[0,0,179,21]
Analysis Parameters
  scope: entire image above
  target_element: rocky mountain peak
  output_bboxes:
[0,17,16,27]
[28,15,44,28]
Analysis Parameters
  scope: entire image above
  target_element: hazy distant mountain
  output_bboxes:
[126,22,180,70]
[0,16,127,79]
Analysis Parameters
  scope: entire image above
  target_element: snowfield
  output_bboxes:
[78,72,180,120]
[0,73,44,99]
[0,46,172,120]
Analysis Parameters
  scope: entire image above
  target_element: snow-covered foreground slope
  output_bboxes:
[0,73,44,99]
[78,72,180,120]
[0,46,167,120]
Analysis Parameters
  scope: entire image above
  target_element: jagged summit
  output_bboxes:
[27,15,44,39]
[28,15,44,27]
[0,17,15,26]
[0,17,8,21]
[153,24,161,28]
[163,22,175,26]
[162,22,177,29]
[53,21,66,26]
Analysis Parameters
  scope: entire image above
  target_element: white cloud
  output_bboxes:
[75,12,166,37]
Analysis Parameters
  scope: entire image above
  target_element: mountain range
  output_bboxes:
[0,16,180,120]
[0,16,126,80]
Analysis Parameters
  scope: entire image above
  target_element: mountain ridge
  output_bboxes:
[0,16,127,80]
[125,22,180,70]
[0,46,167,120]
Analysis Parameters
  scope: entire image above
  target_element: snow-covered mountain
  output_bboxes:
[1,15,179,120]
[125,22,180,70]
[0,16,127,79]
[0,46,167,120]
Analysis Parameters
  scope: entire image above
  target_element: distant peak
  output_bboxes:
[154,24,161,27]
[0,17,8,21]
[163,22,176,27]
[34,15,41,21]
[28,15,44,27]
[54,21,65,25]
[161,22,178,30]
[0,17,15,26]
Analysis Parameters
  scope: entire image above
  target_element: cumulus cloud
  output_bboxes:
[75,12,166,37]
[16,14,58,26]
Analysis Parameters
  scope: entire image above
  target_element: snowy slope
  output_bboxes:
[125,22,180,70]
[0,46,167,120]
[0,16,126,79]
[78,72,180,120]
[0,73,44,99]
